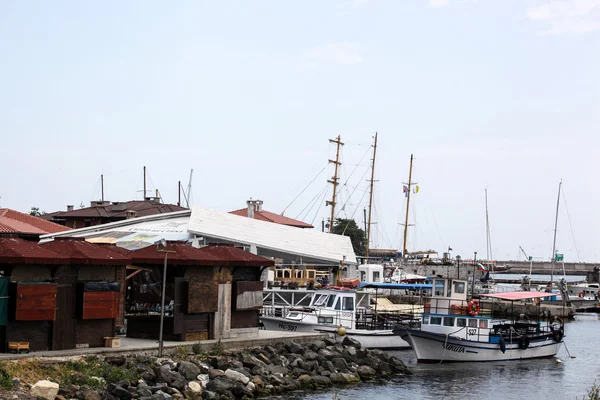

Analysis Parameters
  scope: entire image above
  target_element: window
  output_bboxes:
[327,295,336,308]
[443,317,455,327]
[283,270,291,278]
[318,316,334,324]
[307,271,315,279]
[435,280,445,296]
[334,298,341,310]
[430,317,442,325]
[276,270,284,278]
[342,297,354,311]
[314,295,327,306]
[457,318,467,327]
[360,271,367,282]
[422,315,430,325]
[468,319,478,328]
[295,270,303,279]
[447,281,452,297]
[454,282,466,294]
[373,271,381,282]
[478,320,488,329]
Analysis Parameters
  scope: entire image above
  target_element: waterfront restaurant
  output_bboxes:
[127,242,273,342]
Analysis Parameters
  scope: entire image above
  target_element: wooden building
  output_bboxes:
[126,242,273,342]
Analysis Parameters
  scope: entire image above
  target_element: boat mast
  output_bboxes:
[143,166,147,200]
[550,180,562,285]
[485,188,493,271]
[366,132,378,258]
[327,135,344,233]
[402,154,414,259]
[101,174,105,202]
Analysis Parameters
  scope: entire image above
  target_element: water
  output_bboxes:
[289,313,600,400]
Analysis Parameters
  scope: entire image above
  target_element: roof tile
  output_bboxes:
[41,237,130,265]
[0,209,71,234]
[229,208,313,228]
[0,235,70,264]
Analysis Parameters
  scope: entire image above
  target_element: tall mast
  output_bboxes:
[550,180,562,285]
[178,181,181,207]
[101,174,104,202]
[327,135,344,233]
[485,188,493,272]
[402,154,414,259]
[366,132,378,258]
[143,166,147,200]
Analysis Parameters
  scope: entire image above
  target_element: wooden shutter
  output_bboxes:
[16,284,57,321]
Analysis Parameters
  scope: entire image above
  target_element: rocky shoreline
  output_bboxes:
[0,336,411,400]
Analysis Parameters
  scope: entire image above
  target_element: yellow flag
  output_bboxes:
[415,185,420,193]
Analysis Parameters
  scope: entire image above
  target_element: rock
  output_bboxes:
[56,396,66,400]
[106,357,127,367]
[291,367,308,377]
[195,374,209,389]
[256,353,271,365]
[207,369,224,380]
[318,349,336,360]
[266,364,289,375]
[245,381,255,393]
[30,380,60,400]
[59,384,80,398]
[389,356,411,374]
[304,350,319,361]
[154,366,173,385]
[330,372,360,384]
[224,369,250,385]
[312,375,332,388]
[310,341,326,352]
[332,357,348,371]
[11,377,21,390]
[148,383,168,393]
[252,376,264,388]
[342,336,362,349]
[357,365,377,380]
[84,390,102,400]
[323,360,336,373]
[136,383,153,397]
[284,341,305,355]
[251,365,268,376]
[194,362,211,374]
[345,346,357,357]
[230,367,251,379]
[165,387,181,396]
[264,345,278,355]
[108,383,133,400]
[321,370,332,377]
[184,382,202,400]
[323,338,336,346]
[297,375,313,387]
[178,362,201,381]
[239,353,267,370]
[203,391,218,400]
[290,357,305,369]
[140,371,156,383]
[169,372,186,391]
[154,390,173,400]
[206,377,237,397]
[377,362,392,375]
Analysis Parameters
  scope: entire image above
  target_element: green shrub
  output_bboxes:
[0,365,13,390]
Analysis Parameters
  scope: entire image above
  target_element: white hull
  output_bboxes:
[400,330,561,363]
[261,316,410,350]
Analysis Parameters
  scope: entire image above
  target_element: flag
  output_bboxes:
[477,263,488,271]
[403,185,408,198]
[415,185,420,193]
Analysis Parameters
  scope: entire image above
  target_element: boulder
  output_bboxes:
[30,380,59,400]
[84,390,102,400]
[284,341,305,355]
[266,364,289,375]
[357,365,377,380]
[389,356,411,374]
[196,374,209,389]
[178,362,201,381]
[309,340,326,352]
[342,336,362,349]
[154,366,173,385]
[245,381,256,393]
[318,349,336,360]
[332,357,348,371]
[206,377,237,397]
[304,350,319,361]
[330,372,360,384]
[136,383,153,397]
[154,390,172,400]
[256,352,272,364]
[203,391,218,400]
[239,353,267,370]
[345,346,357,357]
[297,374,313,387]
[148,383,168,393]
[224,369,250,385]
[169,372,186,391]
[207,369,224,380]
[184,381,202,400]
[106,357,127,367]
[312,376,332,388]
[107,383,132,400]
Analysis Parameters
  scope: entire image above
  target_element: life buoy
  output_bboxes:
[578,291,585,298]
[519,336,530,350]
[468,300,480,316]
[549,316,563,332]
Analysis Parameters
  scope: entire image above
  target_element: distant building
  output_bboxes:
[0,208,70,238]
[41,199,187,229]
[229,199,313,228]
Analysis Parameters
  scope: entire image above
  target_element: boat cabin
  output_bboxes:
[284,289,357,329]
[358,264,384,283]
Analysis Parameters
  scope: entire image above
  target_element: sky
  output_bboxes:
[0,0,598,262]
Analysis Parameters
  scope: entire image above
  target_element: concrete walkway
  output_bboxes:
[0,331,327,361]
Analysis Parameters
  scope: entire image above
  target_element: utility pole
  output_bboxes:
[366,133,378,258]
[326,136,343,233]
[402,154,415,259]
[101,174,104,202]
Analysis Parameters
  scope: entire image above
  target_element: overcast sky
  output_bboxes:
[1,0,598,262]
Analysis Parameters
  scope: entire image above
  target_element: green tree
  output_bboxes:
[333,218,366,256]
[29,207,43,217]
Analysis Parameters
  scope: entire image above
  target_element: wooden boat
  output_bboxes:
[393,277,564,363]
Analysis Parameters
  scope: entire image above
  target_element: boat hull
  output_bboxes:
[260,316,410,350]
[398,330,561,363]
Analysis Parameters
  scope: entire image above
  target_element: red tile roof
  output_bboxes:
[130,242,274,267]
[0,235,70,264]
[229,208,313,228]
[131,241,227,266]
[42,200,187,221]
[41,237,130,265]
[0,209,71,235]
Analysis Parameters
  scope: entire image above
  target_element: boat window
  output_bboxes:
[295,270,303,279]
[307,270,315,279]
[360,271,367,282]
[334,298,341,310]
[276,270,284,278]
[314,295,327,306]
[454,282,465,294]
[430,317,442,325]
[479,320,488,329]
[422,315,430,325]
[468,319,478,328]
[447,281,452,297]
[284,270,291,278]
[373,271,381,282]
[288,313,299,318]
[318,316,334,324]
[327,295,336,308]
[457,318,467,327]
[342,297,354,311]
[435,280,445,296]
[443,317,455,327]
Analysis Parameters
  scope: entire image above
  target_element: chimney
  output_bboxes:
[67,205,74,212]
[246,200,255,219]
[125,210,137,219]
[255,200,263,212]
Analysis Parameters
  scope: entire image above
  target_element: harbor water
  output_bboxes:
[287,313,600,400]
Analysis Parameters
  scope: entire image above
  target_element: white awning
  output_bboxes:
[187,207,357,265]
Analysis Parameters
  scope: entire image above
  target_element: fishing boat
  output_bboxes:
[393,277,564,362]
[261,286,419,349]
[567,282,599,301]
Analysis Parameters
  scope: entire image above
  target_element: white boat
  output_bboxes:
[261,288,415,349]
[567,282,599,301]
[393,277,564,363]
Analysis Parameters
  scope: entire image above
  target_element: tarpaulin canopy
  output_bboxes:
[480,291,557,301]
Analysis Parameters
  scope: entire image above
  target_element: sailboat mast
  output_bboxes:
[327,135,344,233]
[550,180,562,285]
[101,174,105,202]
[366,132,378,258]
[402,154,414,259]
